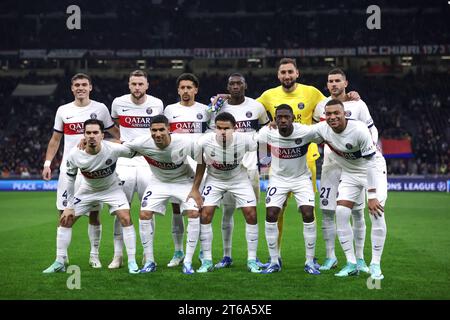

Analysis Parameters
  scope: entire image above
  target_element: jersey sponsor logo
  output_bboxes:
[64,122,84,135]
[81,162,116,179]
[268,143,309,159]
[119,115,152,128]
[327,143,362,160]
[90,113,97,119]
[144,156,183,170]
[298,102,305,110]
[210,161,239,171]
[169,121,206,133]
[146,108,153,115]
[234,119,258,132]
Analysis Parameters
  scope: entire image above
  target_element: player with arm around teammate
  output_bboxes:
[43,119,139,274]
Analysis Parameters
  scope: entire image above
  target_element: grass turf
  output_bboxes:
[0,191,449,300]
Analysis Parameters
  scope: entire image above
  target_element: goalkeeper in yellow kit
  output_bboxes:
[257,58,359,268]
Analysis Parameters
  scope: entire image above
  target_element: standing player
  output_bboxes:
[188,112,262,274]
[208,73,269,269]
[257,105,320,275]
[164,73,210,267]
[124,115,201,275]
[312,100,385,278]
[313,69,387,278]
[257,58,359,266]
[108,70,164,269]
[42,73,120,268]
[43,119,139,274]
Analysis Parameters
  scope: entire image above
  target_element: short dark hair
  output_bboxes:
[279,58,297,69]
[325,99,345,110]
[71,73,91,84]
[150,115,169,126]
[228,73,246,82]
[176,73,199,88]
[84,119,104,132]
[328,68,346,78]
[215,112,236,127]
[275,104,294,115]
[129,70,148,79]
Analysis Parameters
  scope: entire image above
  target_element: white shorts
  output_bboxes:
[372,156,388,206]
[319,164,365,210]
[73,183,130,217]
[202,175,257,208]
[336,171,367,205]
[221,168,260,206]
[116,164,152,203]
[57,168,101,212]
[140,177,198,214]
[265,175,315,209]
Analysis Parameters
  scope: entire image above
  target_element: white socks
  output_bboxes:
[88,224,102,258]
[139,219,154,263]
[321,209,337,259]
[221,205,234,257]
[185,217,200,264]
[370,213,387,265]
[112,217,123,257]
[172,213,184,252]
[303,221,316,264]
[265,221,279,264]
[245,223,258,261]
[335,205,356,264]
[56,226,72,264]
[352,209,366,260]
[122,224,136,263]
[199,223,213,261]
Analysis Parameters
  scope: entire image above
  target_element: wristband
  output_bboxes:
[44,160,51,168]
[367,191,377,200]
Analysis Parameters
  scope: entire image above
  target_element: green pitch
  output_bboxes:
[0,191,449,300]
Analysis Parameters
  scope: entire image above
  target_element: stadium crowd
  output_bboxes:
[0,71,449,178]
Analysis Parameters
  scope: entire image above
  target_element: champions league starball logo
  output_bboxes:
[90,113,97,119]
[437,182,446,192]
[146,108,153,115]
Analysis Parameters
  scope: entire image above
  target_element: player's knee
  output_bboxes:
[88,211,101,225]
[117,213,132,227]
[139,210,153,220]
[265,208,279,223]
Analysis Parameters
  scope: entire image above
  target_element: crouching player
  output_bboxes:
[257,105,320,275]
[43,119,140,274]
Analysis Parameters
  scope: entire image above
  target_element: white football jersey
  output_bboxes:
[257,124,316,179]
[164,102,210,139]
[314,97,376,166]
[111,94,163,166]
[198,132,257,180]
[53,100,115,166]
[312,120,377,175]
[66,141,135,191]
[209,97,269,170]
[124,134,199,183]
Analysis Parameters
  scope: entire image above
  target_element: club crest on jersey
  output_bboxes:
[66,161,70,168]
[196,113,203,120]
[105,159,112,165]
[63,200,68,207]
[297,102,305,110]
[146,108,153,115]
[210,150,216,157]
[295,138,302,145]
[322,199,329,206]
[345,143,353,150]
[246,111,252,118]
[141,200,147,207]
[90,113,97,119]
[345,110,352,117]
[265,197,271,204]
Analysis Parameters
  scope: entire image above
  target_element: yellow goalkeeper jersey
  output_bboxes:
[257,83,325,162]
